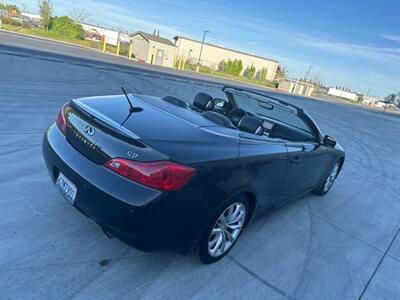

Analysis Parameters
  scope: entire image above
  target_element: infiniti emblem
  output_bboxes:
[83,124,95,136]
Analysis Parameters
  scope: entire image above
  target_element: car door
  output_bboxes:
[239,133,288,212]
[222,86,330,204]
[278,141,329,202]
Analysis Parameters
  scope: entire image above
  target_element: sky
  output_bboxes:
[13,0,400,97]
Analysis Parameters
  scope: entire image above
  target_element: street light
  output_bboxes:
[197,30,209,71]
[188,49,193,65]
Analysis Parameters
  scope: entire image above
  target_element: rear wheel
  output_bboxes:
[198,196,249,264]
[313,161,341,195]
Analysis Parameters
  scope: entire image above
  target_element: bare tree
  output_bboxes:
[67,7,90,23]
[311,71,323,85]
[38,0,53,31]
[382,93,396,113]
[275,65,288,82]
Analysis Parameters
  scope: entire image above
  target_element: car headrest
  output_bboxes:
[238,115,264,136]
[229,109,247,127]
[193,92,214,111]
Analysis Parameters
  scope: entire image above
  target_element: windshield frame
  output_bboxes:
[223,86,323,143]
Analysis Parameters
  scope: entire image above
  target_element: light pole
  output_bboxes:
[196,30,209,72]
[304,65,313,82]
[188,49,193,65]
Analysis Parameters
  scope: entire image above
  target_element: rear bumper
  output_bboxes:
[42,124,198,252]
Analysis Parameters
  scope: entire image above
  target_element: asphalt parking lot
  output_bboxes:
[1,31,400,300]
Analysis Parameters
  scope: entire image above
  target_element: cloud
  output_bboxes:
[206,14,400,66]
[381,34,400,43]
[59,0,186,37]
[302,39,400,64]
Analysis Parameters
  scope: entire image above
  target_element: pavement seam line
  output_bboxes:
[227,254,299,300]
[293,203,400,263]
[358,226,400,299]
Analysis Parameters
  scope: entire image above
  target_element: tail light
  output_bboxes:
[56,102,69,135]
[104,158,196,191]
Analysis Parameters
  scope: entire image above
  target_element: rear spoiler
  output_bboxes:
[71,99,144,147]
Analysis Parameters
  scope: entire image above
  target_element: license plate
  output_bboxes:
[56,172,77,205]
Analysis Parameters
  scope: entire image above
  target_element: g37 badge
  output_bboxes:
[127,151,138,159]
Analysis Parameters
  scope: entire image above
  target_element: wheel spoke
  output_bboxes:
[211,233,223,255]
[225,223,242,231]
[218,231,226,253]
[227,210,244,225]
[211,227,223,235]
[230,204,240,220]
[224,229,235,243]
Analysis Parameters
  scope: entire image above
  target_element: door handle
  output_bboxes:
[302,144,316,152]
[290,156,301,164]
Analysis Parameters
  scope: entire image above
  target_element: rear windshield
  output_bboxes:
[232,93,312,133]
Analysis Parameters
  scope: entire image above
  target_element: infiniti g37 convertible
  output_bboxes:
[42,86,344,263]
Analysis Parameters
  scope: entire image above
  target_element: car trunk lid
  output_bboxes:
[65,96,169,165]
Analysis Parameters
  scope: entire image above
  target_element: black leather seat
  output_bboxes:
[237,115,264,136]
[202,111,235,128]
[192,92,214,111]
[228,109,248,127]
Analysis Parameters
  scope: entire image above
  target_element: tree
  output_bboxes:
[218,60,227,72]
[382,93,396,113]
[0,3,20,14]
[260,68,268,80]
[384,93,396,104]
[396,91,400,108]
[67,7,90,23]
[51,16,85,39]
[275,65,288,82]
[311,71,323,85]
[39,0,53,31]
[243,64,256,79]
[226,59,243,76]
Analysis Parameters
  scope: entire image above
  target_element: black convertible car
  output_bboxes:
[42,86,344,263]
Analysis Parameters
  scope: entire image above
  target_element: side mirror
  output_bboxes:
[322,135,337,147]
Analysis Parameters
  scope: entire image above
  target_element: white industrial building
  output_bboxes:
[328,88,358,101]
[173,36,279,81]
[362,95,382,106]
[21,12,42,21]
[130,31,176,68]
[79,22,130,46]
[277,79,315,97]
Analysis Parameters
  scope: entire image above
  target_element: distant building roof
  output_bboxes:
[21,12,42,20]
[131,31,176,47]
[173,36,278,63]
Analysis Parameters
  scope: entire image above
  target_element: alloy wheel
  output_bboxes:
[208,202,247,257]
[323,162,340,192]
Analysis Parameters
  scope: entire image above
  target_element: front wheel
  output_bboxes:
[198,197,249,264]
[313,160,342,195]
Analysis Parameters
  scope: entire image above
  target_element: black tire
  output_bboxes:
[313,160,342,196]
[198,195,249,264]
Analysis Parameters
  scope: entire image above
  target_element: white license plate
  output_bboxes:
[56,172,77,204]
